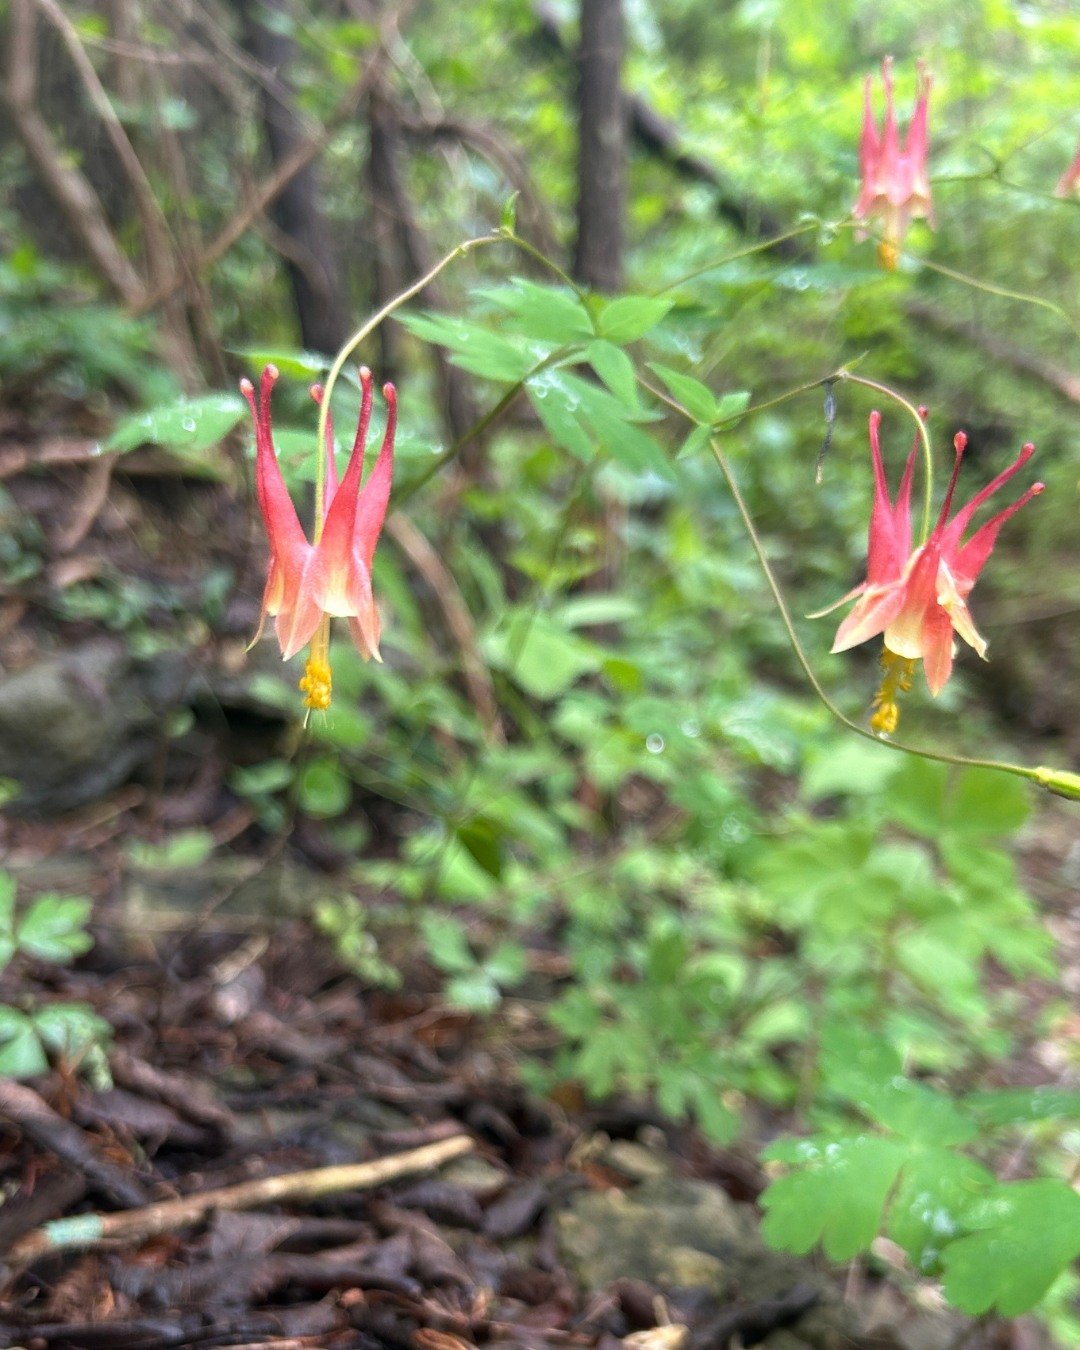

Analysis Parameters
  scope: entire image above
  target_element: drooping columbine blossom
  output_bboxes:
[240,364,395,711]
[854,57,934,270]
[824,412,1043,731]
[1055,142,1080,198]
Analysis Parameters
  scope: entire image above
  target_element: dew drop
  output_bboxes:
[181,417,197,432]
[645,733,665,754]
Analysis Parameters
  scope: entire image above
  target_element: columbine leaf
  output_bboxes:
[856,1078,977,1147]
[761,1134,907,1261]
[0,1005,48,1078]
[964,1087,1080,1126]
[887,1149,995,1272]
[231,346,328,380]
[714,390,751,422]
[527,371,594,460]
[597,296,672,342]
[398,313,532,382]
[945,767,1030,837]
[676,424,711,459]
[586,340,641,412]
[32,1003,111,1061]
[15,894,92,964]
[481,280,594,344]
[941,1180,1080,1316]
[649,363,720,424]
[557,373,671,478]
[106,393,245,455]
[483,610,603,701]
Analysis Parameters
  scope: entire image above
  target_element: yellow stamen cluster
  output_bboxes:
[870,647,916,735]
[299,656,332,710]
[877,238,900,272]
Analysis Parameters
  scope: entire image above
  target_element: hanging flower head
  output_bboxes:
[824,412,1043,732]
[240,364,396,711]
[854,57,934,270]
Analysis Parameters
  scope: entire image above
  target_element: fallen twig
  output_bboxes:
[7,1133,474,1264]
[0,1079,152,1212]
[386,512,505,745]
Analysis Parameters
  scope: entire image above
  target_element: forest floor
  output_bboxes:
[0,803,1075,1350]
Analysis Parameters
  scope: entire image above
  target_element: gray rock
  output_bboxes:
[557,1175,809,1300]
[600,1138,675,1182]
[0,639,189,813]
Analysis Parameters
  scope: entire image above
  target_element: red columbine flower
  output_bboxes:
[825,411,1043,731]
[240,364,395,711]
[854,57,934,270]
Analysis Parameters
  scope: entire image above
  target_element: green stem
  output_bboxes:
[838,371,935,542]
[314,232,502,539]
[837,221,1080,342]
[651,221,821,296]
[500,229,585,296]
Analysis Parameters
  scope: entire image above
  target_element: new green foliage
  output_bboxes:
[0,871,110,1083]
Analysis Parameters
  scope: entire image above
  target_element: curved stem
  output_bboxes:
[838,371,936,541]
[915,255,1080,343]
[313,232,502,538]
[651,221,821,296]
[836,221,1080,342]
[500,229,585,296]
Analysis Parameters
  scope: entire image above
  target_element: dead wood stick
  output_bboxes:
[905,298,1080,405]
[109,1048,235,1135]
[0,1079,152,1211]
[7,1133,474,1264]
[385,513,504,745]
[53,454,116,555]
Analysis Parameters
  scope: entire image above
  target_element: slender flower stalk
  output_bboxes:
[241,364,396,710]
[854,57,934,270]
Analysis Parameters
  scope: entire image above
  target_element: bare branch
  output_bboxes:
[905,299,1080,406]
[0,0,143,303]
[131,61,379,317]
[402,113,561,262]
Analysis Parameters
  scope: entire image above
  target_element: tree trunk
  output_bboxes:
[573,0,626,292]
[237,0,350,356]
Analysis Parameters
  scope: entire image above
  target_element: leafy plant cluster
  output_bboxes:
[0,870,110,1086]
